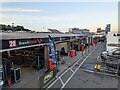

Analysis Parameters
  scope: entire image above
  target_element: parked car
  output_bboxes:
[101,48,120,60]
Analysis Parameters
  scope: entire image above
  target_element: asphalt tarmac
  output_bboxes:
[48,42,119,89]
[64,42,118,88]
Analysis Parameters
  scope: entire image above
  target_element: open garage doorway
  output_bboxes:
[2,45,45,86]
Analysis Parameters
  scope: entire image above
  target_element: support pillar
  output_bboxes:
[78,39,81,51]
[44,45,49,70]
[67,42,71,52]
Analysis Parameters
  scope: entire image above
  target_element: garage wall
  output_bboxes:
[56,42,68,53]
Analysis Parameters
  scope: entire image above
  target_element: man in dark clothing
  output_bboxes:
[60,47,66,55]
[6,60,12,86]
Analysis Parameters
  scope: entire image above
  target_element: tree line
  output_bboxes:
[0,24,32,32]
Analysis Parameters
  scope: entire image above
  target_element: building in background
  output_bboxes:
[68,28,90,34]
[48,29,64,34]
[93,27,106,38]
[66,27,94,47]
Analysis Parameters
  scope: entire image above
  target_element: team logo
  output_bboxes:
[37,39,42,44]
[9,40,16,47]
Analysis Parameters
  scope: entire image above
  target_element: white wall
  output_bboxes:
[106,32,119,51]
[56,42,68,53]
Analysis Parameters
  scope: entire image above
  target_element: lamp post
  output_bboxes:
[12,23,14,32]
[42,27,45,32]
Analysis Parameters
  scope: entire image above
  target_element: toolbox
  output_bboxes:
[11,68,21,83]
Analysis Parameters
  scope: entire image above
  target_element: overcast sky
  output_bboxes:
[1,1,119,32]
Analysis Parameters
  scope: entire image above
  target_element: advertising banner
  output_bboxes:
[1,38,49,50]
[38,67,57,88]
[1,36,70,50]
[48,35,56,64]
[105,24,111,34]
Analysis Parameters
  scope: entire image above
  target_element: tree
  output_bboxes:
[16,25,24,31]
[1,24,7,31]
[7,25,12,30]
[0,24,32,32]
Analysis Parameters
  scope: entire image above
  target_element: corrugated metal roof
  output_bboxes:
[48,29,63,34]
[0,32,86,40]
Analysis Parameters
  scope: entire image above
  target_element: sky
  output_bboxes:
[0,1,119,32]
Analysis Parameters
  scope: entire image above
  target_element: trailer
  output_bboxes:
[106,32,120,51]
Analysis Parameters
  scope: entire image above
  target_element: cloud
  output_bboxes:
[0,8,43,12]
[2,0,119,2]
[0,14,59,24]
[0,13,77,24]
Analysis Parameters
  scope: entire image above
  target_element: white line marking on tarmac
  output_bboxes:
[80,68,94,73]
[69,68,74,73]
[80,68,117,77]
[59,78,65,86]
[96,71,117,77]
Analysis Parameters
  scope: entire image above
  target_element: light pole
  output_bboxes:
[12,23,14,32]
[42,27,45,32]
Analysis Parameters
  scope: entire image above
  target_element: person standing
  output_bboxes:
[6,60,12,86]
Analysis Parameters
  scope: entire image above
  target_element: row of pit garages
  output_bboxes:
[0,33,93,87]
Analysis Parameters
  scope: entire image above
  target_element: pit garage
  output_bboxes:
[0,32,88,88]
[2,44,48,86]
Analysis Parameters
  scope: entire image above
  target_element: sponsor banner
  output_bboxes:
[43,68,57,84]
[18,39,42,46]
[2,38,48,50]
[43,70,54,84]
[1,36,81,50]
[38,67,57,88]
[48,35,56,64]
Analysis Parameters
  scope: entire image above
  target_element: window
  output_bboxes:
[113,50,120,55]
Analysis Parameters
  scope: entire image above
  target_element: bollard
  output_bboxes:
[95,64,101,71]
[92,42,94,46]
[49,59,56,70]
[70,50,75,59]
[8,78,11,86]
[81,45,84,52]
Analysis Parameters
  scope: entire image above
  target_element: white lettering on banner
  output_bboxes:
[19,41,30,45]
[9,40,16,47]
[18,39,42,46]
[37,39,42,44]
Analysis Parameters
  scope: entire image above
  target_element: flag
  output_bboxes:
[48,35,56,64]
[97,27,101,33]
[105,24,111,34]
[107,24,111,32]
[105,26,108,34]
[97,27,101,31]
